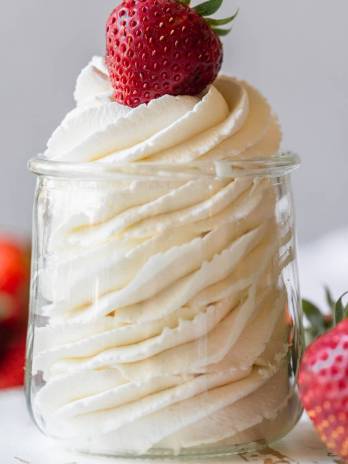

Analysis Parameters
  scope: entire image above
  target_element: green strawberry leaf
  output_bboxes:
[302,288,348,345]
[194,0,223,16]
[334,291,348,325]
[205,9,239,27]
[213,27,232,36]
[178,0,191,5]
[325,286,336,312]
[302,299,326,340]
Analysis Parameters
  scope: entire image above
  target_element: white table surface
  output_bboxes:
[0,388,343,464]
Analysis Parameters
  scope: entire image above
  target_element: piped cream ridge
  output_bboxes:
[32,57,292,454]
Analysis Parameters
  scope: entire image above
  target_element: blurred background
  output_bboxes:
[1,0,347,242]
[0,0,347,342]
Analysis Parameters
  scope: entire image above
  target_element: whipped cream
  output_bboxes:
[45,56,281,163]
[32,57,296,455]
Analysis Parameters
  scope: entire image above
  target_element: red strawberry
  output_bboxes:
[106,0,237,107]
[0,236,29,390]
[299,313,348,460]
[0,237,27,295]
[0,293,21,328]
[0,331,26,389]
[0,236,29,327]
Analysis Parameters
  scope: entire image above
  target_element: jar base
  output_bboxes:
[82,441,269,460]
[73,440,287,461]
[68,400,303,460]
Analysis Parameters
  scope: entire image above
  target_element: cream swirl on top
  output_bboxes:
[45,56,281,163]
[33,57,294,455]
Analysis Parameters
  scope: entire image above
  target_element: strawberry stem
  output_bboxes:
[178,0,191,5]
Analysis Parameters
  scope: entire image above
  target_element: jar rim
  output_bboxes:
[28,152,300,180]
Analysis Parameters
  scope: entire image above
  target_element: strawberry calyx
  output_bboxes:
[303,290,348,345]
[178,0,238,36]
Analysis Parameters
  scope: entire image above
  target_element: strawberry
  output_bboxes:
[0,331,26,389]
[0,293,22,329]
[0,236,29,389]
[0,237,27,295]
[0,236,29,327]
[299,292,348,461]
[106,0,238,107]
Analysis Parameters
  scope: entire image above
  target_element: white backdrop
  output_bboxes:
[0,0,347,243]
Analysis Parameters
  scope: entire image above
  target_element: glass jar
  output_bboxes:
[26,154,303,458]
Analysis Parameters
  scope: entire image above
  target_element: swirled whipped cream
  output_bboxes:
[44,56,281,164]
[32,57,297,455]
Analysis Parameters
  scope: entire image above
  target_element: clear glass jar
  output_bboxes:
[26,154,303,458]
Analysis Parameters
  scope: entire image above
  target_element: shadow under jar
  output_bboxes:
[26,154,303,458]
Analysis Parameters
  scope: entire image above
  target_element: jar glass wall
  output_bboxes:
[26,155,303,458]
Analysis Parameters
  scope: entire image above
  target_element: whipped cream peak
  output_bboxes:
[74,56,113,106]
[43,56,281,164]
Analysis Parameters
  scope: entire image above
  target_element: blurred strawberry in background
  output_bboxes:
[0,235,30,389]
